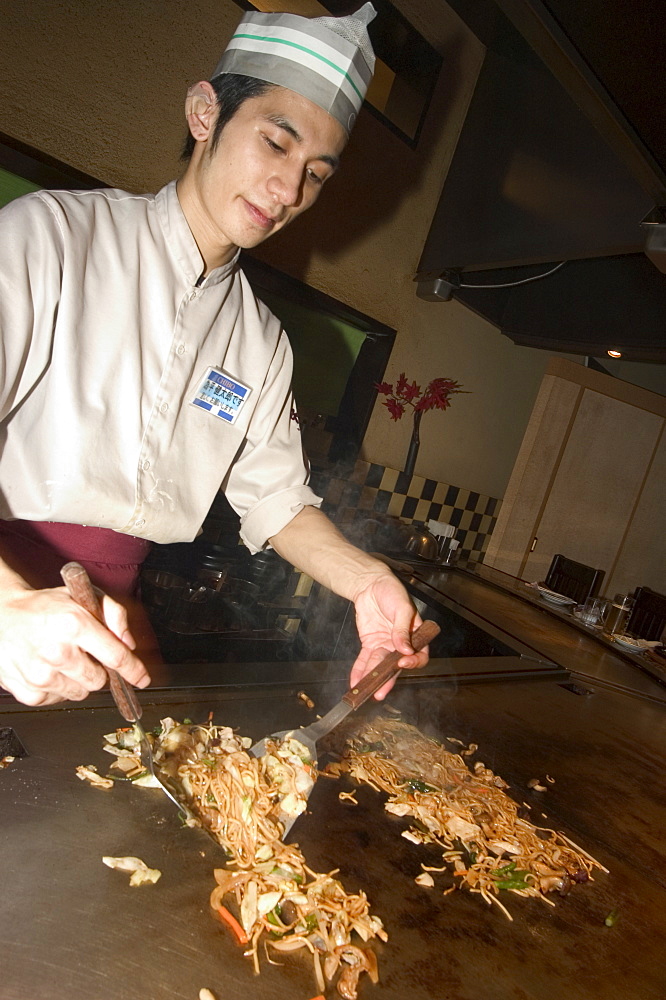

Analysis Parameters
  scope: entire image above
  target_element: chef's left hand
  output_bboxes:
[349,571,428,699]
[268,507,429,698]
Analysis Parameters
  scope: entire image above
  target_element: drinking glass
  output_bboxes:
[602,594,634,635]
[578,596,609,627]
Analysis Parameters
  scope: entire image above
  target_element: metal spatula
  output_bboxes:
[250,619,440,833]
[60,561,187,819]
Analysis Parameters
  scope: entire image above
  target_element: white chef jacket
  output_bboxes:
[0,181,321,552]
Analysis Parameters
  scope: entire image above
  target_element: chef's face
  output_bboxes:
[181,85,347,267]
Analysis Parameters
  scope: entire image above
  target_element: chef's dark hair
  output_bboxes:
[181,73,275,161]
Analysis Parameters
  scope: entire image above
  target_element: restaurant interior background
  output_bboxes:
[0,0,664,658]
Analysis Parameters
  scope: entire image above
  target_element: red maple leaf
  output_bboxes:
[400,380,421,402]
[423,377,463,410]
[395,372,409,397]
[384,398,406,420]
[374,381,393,395]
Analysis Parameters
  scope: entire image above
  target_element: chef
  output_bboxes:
[0,3,428,707]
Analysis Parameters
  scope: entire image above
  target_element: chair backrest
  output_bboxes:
[626,586,666,641]
[545,553,605,605]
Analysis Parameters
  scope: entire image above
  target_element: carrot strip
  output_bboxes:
[216,904,249,945]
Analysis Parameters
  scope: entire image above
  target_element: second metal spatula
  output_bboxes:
[250,619,440,833]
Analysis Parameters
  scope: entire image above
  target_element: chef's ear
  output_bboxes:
[185,81,217,141]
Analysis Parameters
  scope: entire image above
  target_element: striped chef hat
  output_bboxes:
[212,3,377,134]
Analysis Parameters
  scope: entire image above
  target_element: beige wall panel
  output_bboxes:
[358,297,582,498]
[545,358,666,416]
[606,426,666,595]
[523,389,663,584]
[484,374,581,575]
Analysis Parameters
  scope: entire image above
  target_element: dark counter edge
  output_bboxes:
[0,653,569,714]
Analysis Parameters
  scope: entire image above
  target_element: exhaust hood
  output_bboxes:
[416,0,666,363]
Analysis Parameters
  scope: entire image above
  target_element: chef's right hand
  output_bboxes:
[0,584,151,706]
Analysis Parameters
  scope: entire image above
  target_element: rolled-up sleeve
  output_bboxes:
[221,329,322,553]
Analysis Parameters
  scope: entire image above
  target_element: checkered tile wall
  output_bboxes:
[310,460,501,563]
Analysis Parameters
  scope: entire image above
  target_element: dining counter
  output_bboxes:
[393,558,666,704]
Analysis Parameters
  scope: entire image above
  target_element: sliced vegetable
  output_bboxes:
[404,778,437,794]
[257,891,282,917]
[102,856,161,886]
[216,905,250,945]
[491,862,531,890]
[75,765,114,790]
[415,872,435,887]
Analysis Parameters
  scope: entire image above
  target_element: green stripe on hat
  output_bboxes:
[231,32,364,102]
[212,5,376,133]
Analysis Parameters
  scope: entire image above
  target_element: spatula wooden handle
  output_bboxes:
[60,561,142,723]
[342,619,440,710]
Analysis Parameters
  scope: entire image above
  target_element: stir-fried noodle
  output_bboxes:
[100,713,606,996]
[104,719,384,999]
[331,718,607,920]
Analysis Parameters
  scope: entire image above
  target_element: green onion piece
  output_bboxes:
[492,864,531,890]
[404,778,438,794]
[495,877,529,890]
[604,909,619,927]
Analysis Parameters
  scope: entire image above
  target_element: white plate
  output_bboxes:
[610,634,659,652]
[536,585,577,606]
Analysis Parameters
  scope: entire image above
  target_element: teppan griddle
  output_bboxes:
[1,667,664,1000]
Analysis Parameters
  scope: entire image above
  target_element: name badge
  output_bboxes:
[190,367,251,424]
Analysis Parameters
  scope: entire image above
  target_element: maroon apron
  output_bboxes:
[0,519,163,667]
[0,519,151,595]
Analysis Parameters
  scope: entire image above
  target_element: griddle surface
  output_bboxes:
[1,676,664,1000]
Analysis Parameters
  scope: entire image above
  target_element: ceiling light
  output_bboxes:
[607,349,622,358]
